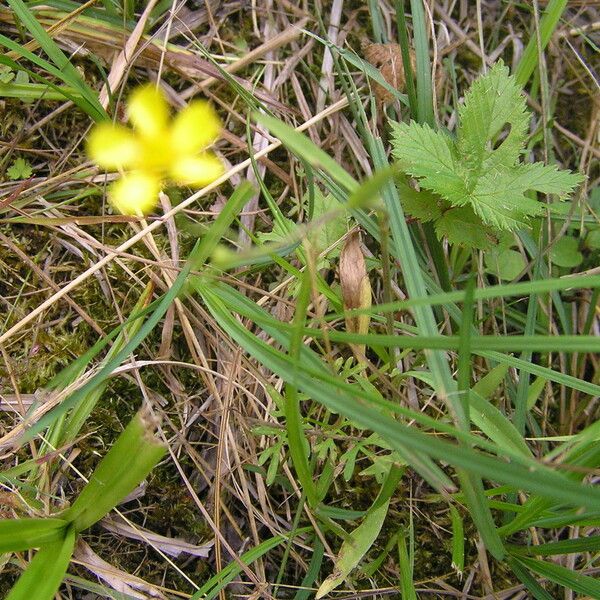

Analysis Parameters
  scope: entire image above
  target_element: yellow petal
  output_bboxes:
[109,172,161,215]
[169,153,224,187]
[170,100,221,155]
[87,122,138,170]
[127,84,169,138]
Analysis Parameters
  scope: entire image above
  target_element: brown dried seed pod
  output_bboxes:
[339,231,372,357]
[362,41,416,105]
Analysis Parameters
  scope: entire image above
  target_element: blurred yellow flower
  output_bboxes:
[87,85,224,215]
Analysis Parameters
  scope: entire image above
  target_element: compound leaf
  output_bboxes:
[390,61,584,245]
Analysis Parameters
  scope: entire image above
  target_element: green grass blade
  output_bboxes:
[470,389,532,458]
[513,276,540,434]
[457,276,475,423]
[19,183,250,444]
[285,269,319,507]
[394,0,417,115]
[0,81,79,100]
[507,556,554,600]
[62,407,165,532]
[515,0,568,87]
[6,0,106,120]
[398,527,417,600]
[255,113,358,192]
[479,351,600,398]
[293,538,325,600]
[316,466,403,598]
[7,525,76,600]
[409,0,434,125]
[510,535,600,556]
[0,518,67,552]
[449,505,465,575]
[190,533,294,600]
[339,274,600,317]
[281,329,600,354]
[514,556,600,597]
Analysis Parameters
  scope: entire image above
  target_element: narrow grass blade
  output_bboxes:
[513,260,541,434]
[510,535,600,556]
[340,274,600,318]
[0,81,80,100]
[254,113,357,192]
[515,0,568,87]
[190,533,293,600]
[507,556,554,600]
[0,518,67,552]
[471,366,532,458]
[294,538,325,600]
[479,351,600,398]
[514,555,600,597]
[285,269,319,507]
[398,527,417,600]
[7,525,76,600]
[394,0,418,115]
[284,329,600,354]
[449,505,464,575]
[409,0,434,125]
[457,276,476,425]
[6,0,106,120]
[316,466,403,598]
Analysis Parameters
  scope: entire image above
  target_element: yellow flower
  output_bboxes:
[87,85,224,215]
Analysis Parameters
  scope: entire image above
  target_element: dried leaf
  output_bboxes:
[362,41,415,105]
[102,516,214,558]
[339,232,372,357]
[74,539,166,599]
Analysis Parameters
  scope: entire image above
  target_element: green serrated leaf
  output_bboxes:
[396,178,445,223]
[390,61,584,243]
[458,61,529,170]
[435,206,495,249]
[468,169,546,230]
[511,162,583,196]
[390,120,466,201]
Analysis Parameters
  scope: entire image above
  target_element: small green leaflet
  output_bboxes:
[390,61,583,248]
[308,188,347,257]
[7,157,33,180]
